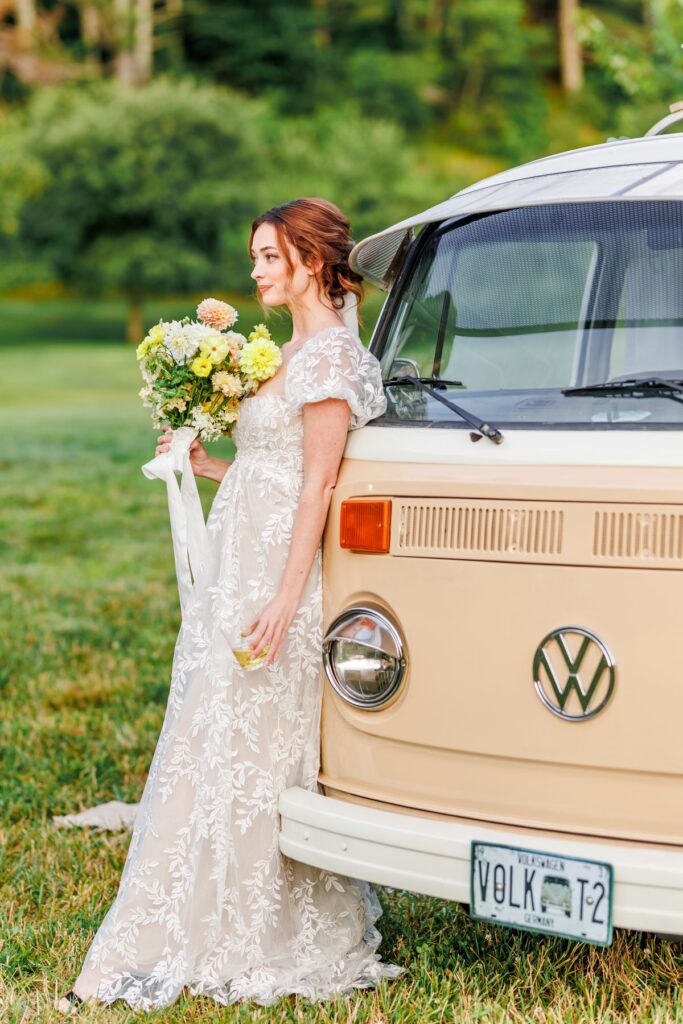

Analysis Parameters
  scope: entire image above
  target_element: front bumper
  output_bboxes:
[279,787,683,936]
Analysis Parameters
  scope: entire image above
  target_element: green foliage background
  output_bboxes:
[2,3,683,1018]
[1,0,682,329]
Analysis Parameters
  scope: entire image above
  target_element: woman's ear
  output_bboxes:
[305,256,324,278]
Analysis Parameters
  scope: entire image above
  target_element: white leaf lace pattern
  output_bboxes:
[72,327,400,1010]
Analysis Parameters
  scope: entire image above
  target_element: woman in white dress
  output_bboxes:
[58,197,403,1012]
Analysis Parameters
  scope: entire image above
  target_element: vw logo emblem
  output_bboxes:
[533,627,616,721]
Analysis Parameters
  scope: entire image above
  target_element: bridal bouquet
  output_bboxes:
[138,298,281,619]
[136,297,281,441]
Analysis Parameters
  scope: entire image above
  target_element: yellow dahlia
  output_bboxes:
[247,323,272,343]
[238,337,281,382]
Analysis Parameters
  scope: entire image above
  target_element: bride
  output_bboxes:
[58,197,403,1012]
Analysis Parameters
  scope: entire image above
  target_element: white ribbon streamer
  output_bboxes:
[141,425,210,617]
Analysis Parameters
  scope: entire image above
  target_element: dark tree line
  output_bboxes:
[1,2,679,161]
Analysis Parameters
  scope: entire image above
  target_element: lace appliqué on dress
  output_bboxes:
[285,326,387,429]
[70,325,401,1010]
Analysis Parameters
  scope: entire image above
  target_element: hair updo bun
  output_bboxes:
[249,197,364,324]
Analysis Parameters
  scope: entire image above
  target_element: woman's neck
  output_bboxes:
[288,296,344,345]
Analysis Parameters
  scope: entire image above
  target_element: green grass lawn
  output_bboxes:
[2,342,683,1023]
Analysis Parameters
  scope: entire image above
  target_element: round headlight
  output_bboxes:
[322,607,406,710]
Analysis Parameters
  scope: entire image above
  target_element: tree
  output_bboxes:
[0,0,85,86]
[439,0,549,162]
[559,0,583,94]
[5,77,448,337]
[15,0,36,48]
[267,102,441,243]
[579,0,683,135]
[8,78,273,339]
[113,0,153,85]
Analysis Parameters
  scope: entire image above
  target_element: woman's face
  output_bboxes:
[249,222,314,308]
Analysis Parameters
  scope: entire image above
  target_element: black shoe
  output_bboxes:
[57,990,84,1014]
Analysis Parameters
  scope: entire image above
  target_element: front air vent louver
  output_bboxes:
[593,511,683,561]
[395,500,564,560]
[387,499,683,567]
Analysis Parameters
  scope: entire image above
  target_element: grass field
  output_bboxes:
[2,339,683,1023]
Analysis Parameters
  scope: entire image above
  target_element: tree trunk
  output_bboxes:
[114,0,137,85]
[113,0,153,85]
[559,0,583,95]
[80,4,100,45]
[127,295,144,343]
[80,3,102,70]
[15,0,37,48]
[133,0,153,84]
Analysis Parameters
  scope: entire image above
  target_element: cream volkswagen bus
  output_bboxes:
[279,114,683,946]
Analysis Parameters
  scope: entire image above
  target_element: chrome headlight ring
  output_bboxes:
[322,606,407,711]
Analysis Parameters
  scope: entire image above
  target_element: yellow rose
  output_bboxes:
[238,337,282,382]
[191,355,213,377]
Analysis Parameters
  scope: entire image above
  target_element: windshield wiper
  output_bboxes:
[383,375,504,444]
[384,376,464,389]
[563,376,683,405]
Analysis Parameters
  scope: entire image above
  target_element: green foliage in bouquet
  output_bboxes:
[137,299,281,441]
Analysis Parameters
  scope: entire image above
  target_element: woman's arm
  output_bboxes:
[155,425,232,482]
[244,397,351,666]
[198,454,232,483]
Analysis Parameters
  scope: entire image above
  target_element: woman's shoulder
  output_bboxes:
[298,324,370,366]
[284,320,387,427]
[304,322,356,349]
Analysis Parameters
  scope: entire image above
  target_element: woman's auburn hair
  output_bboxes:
[249,197,364,324]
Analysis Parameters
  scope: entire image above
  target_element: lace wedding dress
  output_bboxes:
[70,324,403,1010]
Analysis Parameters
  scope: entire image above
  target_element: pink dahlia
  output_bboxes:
[196,298,238,330]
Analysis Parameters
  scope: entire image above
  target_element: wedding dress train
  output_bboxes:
[69,324,403,1009]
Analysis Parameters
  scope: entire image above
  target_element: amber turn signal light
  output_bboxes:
[340,499,391,552]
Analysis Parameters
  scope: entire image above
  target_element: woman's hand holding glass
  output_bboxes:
[242,591,300,668]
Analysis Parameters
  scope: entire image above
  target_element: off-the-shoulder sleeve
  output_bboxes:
[285,327,387,429]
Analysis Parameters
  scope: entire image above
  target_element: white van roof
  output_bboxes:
[350,133,683,289]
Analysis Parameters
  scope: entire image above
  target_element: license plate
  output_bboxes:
[470,841,613,946]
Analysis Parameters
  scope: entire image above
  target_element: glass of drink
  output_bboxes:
[229,615,270,672]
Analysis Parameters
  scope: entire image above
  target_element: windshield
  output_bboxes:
[374,200,683,430]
